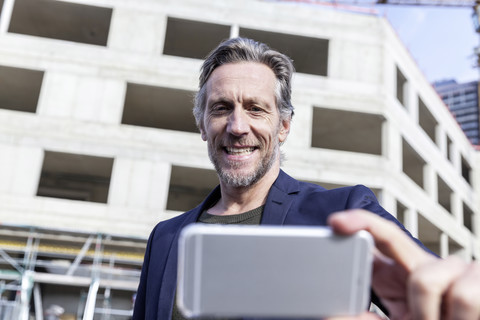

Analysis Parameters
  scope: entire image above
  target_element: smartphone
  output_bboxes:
[177,224,373,319]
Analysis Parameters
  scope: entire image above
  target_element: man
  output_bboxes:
[133,38,480,319]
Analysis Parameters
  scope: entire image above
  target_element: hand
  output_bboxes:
[326,209,480,320]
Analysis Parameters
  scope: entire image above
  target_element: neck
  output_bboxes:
[208,165,280,216]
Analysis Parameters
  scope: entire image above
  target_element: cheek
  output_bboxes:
[202,118,223,140]
[260,128,279,147]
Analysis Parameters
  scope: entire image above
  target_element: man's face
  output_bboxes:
[200,62,290,187]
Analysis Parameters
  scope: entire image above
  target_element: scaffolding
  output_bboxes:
[0,224,146,320]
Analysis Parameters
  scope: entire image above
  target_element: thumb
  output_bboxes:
[328,209,435,272]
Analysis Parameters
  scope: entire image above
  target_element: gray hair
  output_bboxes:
[193,37,295,129]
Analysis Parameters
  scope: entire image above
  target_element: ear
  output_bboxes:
[199,124,207,141]
[278,117,291,143]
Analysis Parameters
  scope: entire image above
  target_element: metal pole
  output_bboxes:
[100,255,115,320]
[19,270,33,320]
[67,235,94,276]
[82,278,100,320]
[33,283,44,320]
[83,234,103,320]
[0,248,23,273]
[0,0,15,34]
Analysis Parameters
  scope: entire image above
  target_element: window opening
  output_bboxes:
[437,175,453,214]
[0,65,43,113]
[163,17,230,59]
[167,166,218,212]
[418,97,437,145]
[37,151,114,203]
[239,28,329,76]
[396,66,407,107]
[9,0,112,46]
[402,138,425,189]
[122,83,198,133]
[311,107,383,155]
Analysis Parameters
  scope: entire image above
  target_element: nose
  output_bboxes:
[227,107,249,136]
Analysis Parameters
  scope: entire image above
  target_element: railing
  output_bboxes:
[0,224,146,320]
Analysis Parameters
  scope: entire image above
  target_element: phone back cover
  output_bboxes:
[177,224,373,319]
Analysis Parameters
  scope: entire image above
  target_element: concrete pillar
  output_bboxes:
[473,208,480,239]
[451,193,463,225]
[108,158,171,210]
[37,72,126,124]
[404,208,418,238]
[379,189,397,218]
[230,24,239,38]
[423,164,437,202]
[0,0,14,34]
[450,143,461,176]
[435,125,447,159]
[473,233,480,260]
[107,9,166,55]
[0,144,43,196]
[382,120,402,172]
[286,102,312,150]
[407,87,419,124]
[440,232,449,258]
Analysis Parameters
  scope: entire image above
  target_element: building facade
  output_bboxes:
[0,0,479,318]
[434,79,480,146]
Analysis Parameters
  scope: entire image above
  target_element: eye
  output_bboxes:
[210,103,230,114]
[248,105,266,115]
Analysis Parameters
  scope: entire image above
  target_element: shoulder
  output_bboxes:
[140,207,202,274]
[275,170,373,198]
[296,181,376,205]
[148,208,199,244]
[274,170,378,209]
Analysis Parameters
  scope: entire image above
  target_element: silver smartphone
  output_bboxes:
[177,224,373,319]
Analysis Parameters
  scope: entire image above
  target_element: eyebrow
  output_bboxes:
[207,94,272,109]
[207,96,234,107]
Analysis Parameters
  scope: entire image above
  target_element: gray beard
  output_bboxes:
[209,145,279,188]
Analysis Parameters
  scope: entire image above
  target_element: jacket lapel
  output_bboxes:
[157,186,222,319]
[157,171,299,318]
[261,170,300,225]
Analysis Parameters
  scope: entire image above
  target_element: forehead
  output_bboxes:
[205,62,277,102]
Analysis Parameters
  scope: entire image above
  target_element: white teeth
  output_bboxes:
[226,147,255,155]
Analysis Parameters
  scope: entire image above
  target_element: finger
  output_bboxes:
[328,210,435,272]
[408,256,468,320]
[445,261,480,320]
[326,311,381,320]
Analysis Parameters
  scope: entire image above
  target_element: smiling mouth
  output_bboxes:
[225,147,256,155]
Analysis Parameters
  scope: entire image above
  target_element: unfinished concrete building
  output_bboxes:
[0,0,479,318]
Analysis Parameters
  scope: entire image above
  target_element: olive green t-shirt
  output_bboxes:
[172,206,264,320]
[197,206,263,225]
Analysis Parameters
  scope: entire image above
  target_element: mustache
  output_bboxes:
[218,137,260,147]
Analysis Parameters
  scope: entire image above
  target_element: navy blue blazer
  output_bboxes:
[133,170,422,320]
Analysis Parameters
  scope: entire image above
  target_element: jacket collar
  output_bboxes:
[159,169,299,318]
[192,169,300,224]
[261,169,300,225]
[157,186,221,318]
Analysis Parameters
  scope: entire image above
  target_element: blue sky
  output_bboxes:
[271,1,479,83]
[376,5,479,84]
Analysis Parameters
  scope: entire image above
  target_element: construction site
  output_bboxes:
[0,0,479,319]
[0,226,143,319]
